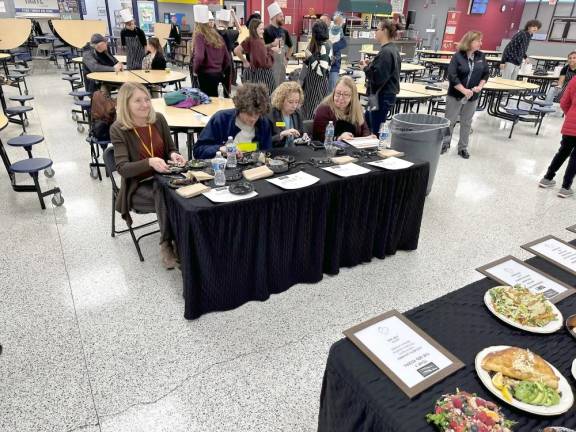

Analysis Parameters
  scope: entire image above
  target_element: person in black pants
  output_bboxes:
[360,20,401,134]
[539,78,576,198]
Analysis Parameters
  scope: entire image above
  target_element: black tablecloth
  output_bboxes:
[318,241,576,432]
[160,147,429,320]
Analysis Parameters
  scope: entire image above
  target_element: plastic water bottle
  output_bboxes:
[225,136,237,168]
[325,121,335,147]
[218,83,224,99]
[378,122,390,150]
[212,151,226,186]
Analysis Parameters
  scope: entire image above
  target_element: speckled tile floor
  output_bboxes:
[0,63,574,432]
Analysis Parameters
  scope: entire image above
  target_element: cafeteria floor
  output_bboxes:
[1,64,574,432]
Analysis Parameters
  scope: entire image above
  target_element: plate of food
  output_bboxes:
[484,285,562,334]
[476,346,573,416]
[426,389,515,431]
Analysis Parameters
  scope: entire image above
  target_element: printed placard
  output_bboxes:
[477,255,575,303]
[522,235,576,277]
[344,310,464,398]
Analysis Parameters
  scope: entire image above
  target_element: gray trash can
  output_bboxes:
[390,113,450,195]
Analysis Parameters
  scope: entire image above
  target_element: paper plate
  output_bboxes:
[475,345,573,416]
[484,288,562,334]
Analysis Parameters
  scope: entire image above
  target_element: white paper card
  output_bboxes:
[530,238,576,273]
[323,163,371,177]
[354,315,453,388]
[368,157,414,170]
[266,171,320,190]
[344,137,379,149]
[483,258,568,300]
[202,187,258,203]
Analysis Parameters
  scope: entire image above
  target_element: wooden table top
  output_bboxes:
[529,55,566,62]
[356,82,435,99]
[420,57,451,65]
[401,82,447,97]
[86,71,148,84]
[151,99,206,129]
[0,112,8,130]
[486,56,502,63]
[191,98,235,116]
[73,55,126,64]
[518,71,561,80]
[130,69,187,84]
[0,53,11,60]
[481,50,502,55]
[360,49,405,57]
[417,49,454,56]
[401,63,425,72]
[486,77,539,91]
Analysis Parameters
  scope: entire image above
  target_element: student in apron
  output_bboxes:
[119,9,146,70]
[263,2,293,87]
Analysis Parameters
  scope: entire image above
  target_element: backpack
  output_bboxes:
[91,90,116,141]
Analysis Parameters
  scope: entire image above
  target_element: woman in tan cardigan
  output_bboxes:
[110,82,186,269]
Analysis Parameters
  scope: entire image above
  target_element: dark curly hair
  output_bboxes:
[233,83,270,115]
[309,21,329,55]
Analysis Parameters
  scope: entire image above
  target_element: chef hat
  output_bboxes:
[216,9,231,22]
[119,8,134,23]
[208,11,214,21]
[194,5,210,24]
[267,2,282,19]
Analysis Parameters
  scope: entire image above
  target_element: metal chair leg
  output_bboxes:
[128,226,145,262]
[31,172,46,209]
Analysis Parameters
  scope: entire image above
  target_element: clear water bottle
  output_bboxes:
[225,136,237,168]
[212,151,226,186]
[378,122,390,150]
[324,121,335,148]
[218,83,224,99]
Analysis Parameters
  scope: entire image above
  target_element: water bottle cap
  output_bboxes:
[216,151,222,157]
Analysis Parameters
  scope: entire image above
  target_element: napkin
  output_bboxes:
[377,149,405,158]
[331,155,358,165]
[176,183,211,198]
[243,165,274,181]
[186,171,214,181]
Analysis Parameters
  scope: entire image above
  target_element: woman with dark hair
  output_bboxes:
[361,20,401,134]
[192,20,231,97]
[194,83,273,158]
[500,19,541,80]
[234,19,278,95]
[142,37,167,70]
[555,51,576,103]
[301,21,332,120]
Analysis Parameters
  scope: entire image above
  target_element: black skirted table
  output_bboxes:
[318,240,576,432]
[160,147,429,320]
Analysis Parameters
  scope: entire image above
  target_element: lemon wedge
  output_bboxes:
[492,372,504,390]
[501,385,513,402]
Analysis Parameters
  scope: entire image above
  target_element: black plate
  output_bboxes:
[274,155,296,165]
[169,166,187,174]
[229,181,254,195]
[168,178,197,189]
[204,168,243,182]
[186,160,208,169]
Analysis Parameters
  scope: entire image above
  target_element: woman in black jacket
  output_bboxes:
[360,20,401,134]
[443,31,489,159]
[142,37,167,70]
[267,81,304,147]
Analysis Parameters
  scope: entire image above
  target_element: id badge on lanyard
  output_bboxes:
[465,57,475,88]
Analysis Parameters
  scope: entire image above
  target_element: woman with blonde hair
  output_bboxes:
[442,30,489,159]
[192,19,231,97]
[110,82,186,269]
[234,18,278,95]
[312,76,372,142]
[267,81,304,147]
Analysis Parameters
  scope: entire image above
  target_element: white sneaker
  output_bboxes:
[558,188,574,198]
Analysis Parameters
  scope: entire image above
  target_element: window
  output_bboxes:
[548,18,576,42]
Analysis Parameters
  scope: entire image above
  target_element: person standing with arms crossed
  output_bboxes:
[442,31,489,159]
[264,2,293,87]
[500,20,541,80]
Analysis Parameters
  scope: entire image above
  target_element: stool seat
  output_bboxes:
[505,108,530,116]
[534,106,556,113]
[69,90,91,98]
[62,71,79,76]
[8,74,24,80]
[62,76,80,82]
[75,100,91,108]
[87,136,110,146]
[6,106,33,114]
[9,95,34,102]
[8,135,44,147]
[10,157,52,173]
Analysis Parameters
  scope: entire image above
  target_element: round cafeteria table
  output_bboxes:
[72,55,126,64]
[0,111,8,130]
[87,69,186,88]
[151,97,235,159]
[416,49,454,58]
[529,55,566,70]
[420,57,450,79]
[360,49,405,57]
[0,52,11,75]
[518,71,560,94]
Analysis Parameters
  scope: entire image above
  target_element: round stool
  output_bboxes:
[9,95,34,106]
[7,135,45,160]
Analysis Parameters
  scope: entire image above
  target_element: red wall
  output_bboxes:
[245,0,336,36]
[453,0,526,50]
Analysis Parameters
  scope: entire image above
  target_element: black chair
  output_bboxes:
[303,119,313,136]
[103,146,159,262]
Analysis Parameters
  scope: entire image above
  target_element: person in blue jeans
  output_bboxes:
[327,14,347,92]
[360,20,401,133]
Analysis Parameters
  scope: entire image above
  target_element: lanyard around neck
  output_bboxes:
[133,125,154,158]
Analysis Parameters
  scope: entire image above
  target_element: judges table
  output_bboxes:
[161,146,429,320]
[318,240,576,431]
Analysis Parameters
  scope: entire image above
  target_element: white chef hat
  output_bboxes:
[216,9,231,22]
[194,5,210,24]
[267,2,282,19]
[208,11,214,21]
[119,8,134,23]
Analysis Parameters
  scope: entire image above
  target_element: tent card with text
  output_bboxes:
[477,255,575,303]
[522,235,576,277]
[343,310,464,398]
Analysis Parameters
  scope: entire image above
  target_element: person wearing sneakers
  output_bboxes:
[111,82,186,268]
[539,77,576,198]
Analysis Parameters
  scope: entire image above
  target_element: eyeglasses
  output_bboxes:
[334,91,352,99]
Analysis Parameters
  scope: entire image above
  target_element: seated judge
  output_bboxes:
[193,83,272,159]
[267,81,304,147]
[312,76,373,142]
[83,33,123,92]
[110,82,186,269]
